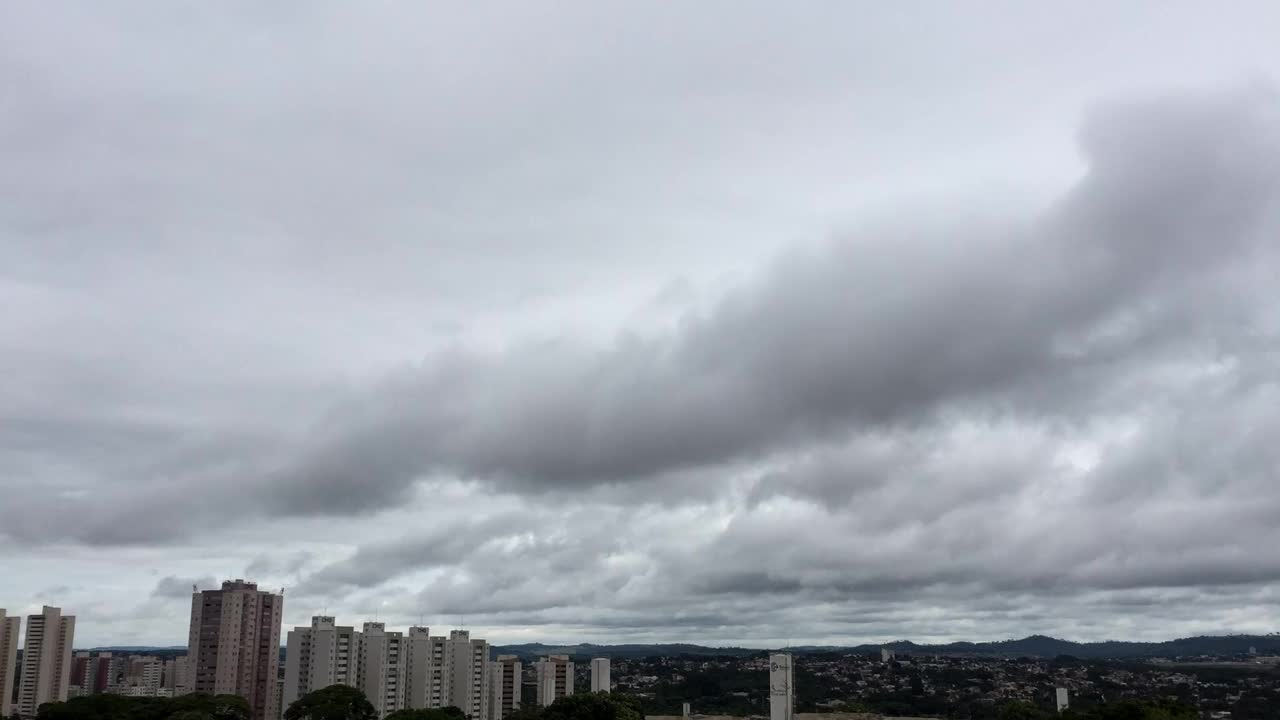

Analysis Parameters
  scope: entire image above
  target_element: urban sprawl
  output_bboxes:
[3,580,1279,720]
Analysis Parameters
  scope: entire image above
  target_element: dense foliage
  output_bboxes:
[284,685,376,720]
[996,699,1196,720]
[507,692,642,720]
[384,707,466,720]
[34,693,250,720]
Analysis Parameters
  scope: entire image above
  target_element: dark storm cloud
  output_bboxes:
[293,514,523,595]
[261,87,1279,513]
[2,87,1277,548]
[152,576,216,599]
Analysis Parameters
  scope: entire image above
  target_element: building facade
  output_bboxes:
[403,626,434,710]
[589,658,610,694]
[0,609,20,718]
[17,605,76,717]
[186,580,283,720]
[488,655,521,720]
[768,653,793,720]
[170,655,191,694]
[284,622,492,720]
[282,616,361,712]
[358,622,406,718]
[440,630,489,719]
[535,655,573,707]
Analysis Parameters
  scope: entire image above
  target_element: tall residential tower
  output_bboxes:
[0,609,20,718]
[17,606,76,717]
[187,580,283,720]
[589,658,610,693]
[282,617,360,712]
[768,653,793,720]
[489,655,521,720]
[535,655,573,707]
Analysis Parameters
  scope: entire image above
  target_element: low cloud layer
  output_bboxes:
[3,3,1280,647]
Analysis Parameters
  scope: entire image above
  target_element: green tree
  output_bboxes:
[540,693,642,720]
[171,694,251,720]
[997,700,1052,720]
[285,685,377,720]
[34,693,248,720]
[1082,699,1196,720]
[384,708,467,720]
[504,705,546,720]
[167,712,215,720]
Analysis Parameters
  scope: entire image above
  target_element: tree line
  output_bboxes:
[24,685,1195,720]
[26,686,644,720]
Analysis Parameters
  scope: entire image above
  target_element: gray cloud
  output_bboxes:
[258,86,1279,513]
[4,1,1280,647]
[152,576,217,599]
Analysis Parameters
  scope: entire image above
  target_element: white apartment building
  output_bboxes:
[440,630,490,720]
[283,617,361,712]
[17,605,76,717]
[589,658,610,693]
[488,655,521,720]
[535,655,573,707]
[359,622,406,718]
[403,626,434,710]
[284,621,489,720]
[1,609,20,718]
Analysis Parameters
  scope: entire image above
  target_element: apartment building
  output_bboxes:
[359,622,406,718]
[488,655,522,720]
[17,605,76,717]
[535,655,573,707]
[403,626,434,710]
[282,616,360,712]
[186,580,283,720]
[0,609,19,718]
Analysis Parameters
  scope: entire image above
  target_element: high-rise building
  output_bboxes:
[186,580,283,720]
[488,655,521,720]
[161,658,177,690]
[589,658,610,694]
[121,656,163,691]
[767,653,793,720]
[1055,687,1070,713]
[1,609,20,718]
[17,605,76,717]
[170,655,191,695]
[69,651,119,696]
[283,622,489,719]
[359,622,406,718]
[282,616,361,712]
[441,631,489,720]
[535,655,573,707]
[403,626,434,710]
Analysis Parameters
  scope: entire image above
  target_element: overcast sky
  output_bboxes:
[4,2,1280,649]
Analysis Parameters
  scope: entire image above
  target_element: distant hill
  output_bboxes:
[858,633,1280,659]
[494,634,1280,660]
[492,642,759,660]
[82,634,1280,661]
[87,646,187,652]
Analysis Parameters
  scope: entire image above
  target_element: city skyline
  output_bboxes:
[6,1,1280,653]
[6,588,1280,651]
